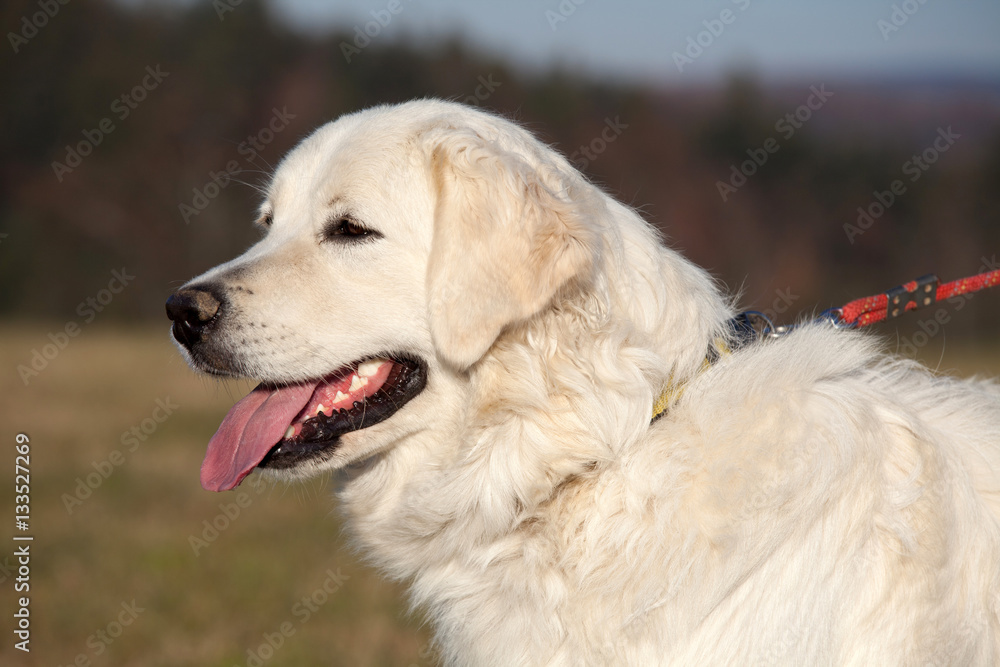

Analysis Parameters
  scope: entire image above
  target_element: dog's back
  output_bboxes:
[649,324,1000,664]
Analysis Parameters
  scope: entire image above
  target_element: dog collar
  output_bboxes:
[650,339,730,422]
[650,312,776,422]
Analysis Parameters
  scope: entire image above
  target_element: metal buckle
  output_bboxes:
[730,310,775,337]
[885,274,939,319]
[818,307,853,329]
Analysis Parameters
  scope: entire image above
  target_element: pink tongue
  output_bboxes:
[201,382,318,492]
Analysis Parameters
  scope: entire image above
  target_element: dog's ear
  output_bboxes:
[427,129,600,370]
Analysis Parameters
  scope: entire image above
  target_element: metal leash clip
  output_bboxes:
[817,307,854,329]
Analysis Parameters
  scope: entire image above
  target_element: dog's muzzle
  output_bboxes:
[165,285,224,349]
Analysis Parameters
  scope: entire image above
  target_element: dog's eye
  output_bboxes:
[323,218,381,243]
[256,212,273,229]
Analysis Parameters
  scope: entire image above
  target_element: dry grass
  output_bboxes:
[0,325,430,667]
[0,324,997,666]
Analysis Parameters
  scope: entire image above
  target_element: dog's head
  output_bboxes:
[167,100,602,491]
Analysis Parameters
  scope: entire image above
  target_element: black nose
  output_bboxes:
[165,286,223,349]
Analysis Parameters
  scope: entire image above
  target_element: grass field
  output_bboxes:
[1,324,998,666]
[1,326,431,667]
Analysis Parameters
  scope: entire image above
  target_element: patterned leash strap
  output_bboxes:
[836,270,1000,328]
[652,268,1000,422]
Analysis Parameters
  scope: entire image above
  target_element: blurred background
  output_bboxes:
[1,0,999,664]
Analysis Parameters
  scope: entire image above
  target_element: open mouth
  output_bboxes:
[200,356,426,492]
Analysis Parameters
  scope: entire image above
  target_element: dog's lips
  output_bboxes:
[200,357,424,492]
[282,358,395,439]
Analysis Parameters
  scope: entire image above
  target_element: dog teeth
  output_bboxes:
[349,375,367,392]
[284,426,295,439]
[357,360,383,378]
[316,403,326,416]
[334,390,349,403]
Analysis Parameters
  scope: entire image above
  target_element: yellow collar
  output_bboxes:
[651,338,732,422]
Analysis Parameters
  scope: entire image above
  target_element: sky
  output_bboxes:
[265,0,1000,85]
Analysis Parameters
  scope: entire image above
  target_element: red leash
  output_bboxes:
[836,270,1000,328]
[722,267,999,365]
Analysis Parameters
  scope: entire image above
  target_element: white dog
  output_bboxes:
[167,100,1000,665]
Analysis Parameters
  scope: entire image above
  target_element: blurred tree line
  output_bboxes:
[2,0,999,336]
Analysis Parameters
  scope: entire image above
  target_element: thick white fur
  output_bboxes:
[184,100,1000,665]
